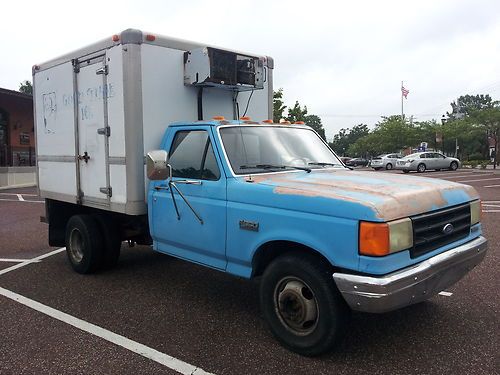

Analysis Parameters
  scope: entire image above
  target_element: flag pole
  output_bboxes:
[401,80,404,122]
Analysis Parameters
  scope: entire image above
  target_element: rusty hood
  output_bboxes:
[240,169,478,221]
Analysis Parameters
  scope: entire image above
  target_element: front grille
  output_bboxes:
[410,203,471,258]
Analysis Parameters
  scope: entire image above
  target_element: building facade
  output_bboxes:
[0,88,35,166]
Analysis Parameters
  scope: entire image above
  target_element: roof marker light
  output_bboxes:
[213,116,225,121]
[240,116,251,121]
[262,119,274,124]
[112,35,120,42]
[280,121,291,125]
[294,121,305,125]
[146,34,156,41]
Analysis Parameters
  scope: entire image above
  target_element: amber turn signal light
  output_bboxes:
[359,222,390,256]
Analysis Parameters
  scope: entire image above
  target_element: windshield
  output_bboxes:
[219,126,343,175]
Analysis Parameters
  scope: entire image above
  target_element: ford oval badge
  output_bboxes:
[442,223,454,234]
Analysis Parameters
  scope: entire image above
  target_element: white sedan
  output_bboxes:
[395,152,461,173]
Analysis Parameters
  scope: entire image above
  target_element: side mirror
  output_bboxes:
[146,150,171,180]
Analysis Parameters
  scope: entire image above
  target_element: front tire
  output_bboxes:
[260,253,349,356]
[450,161,458,171]
[403,169,410,173]
[65,215,104,274]
[417,163,426,173]
[385,163,393,170]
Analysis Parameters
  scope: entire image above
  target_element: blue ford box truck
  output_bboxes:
[34,29,487,356]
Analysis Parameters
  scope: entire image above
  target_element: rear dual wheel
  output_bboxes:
[65,214,121,274]
[260,253,349,356]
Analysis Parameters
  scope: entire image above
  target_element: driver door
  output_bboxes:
[150,128,227,270]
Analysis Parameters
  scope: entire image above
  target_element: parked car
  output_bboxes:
[339,156,352,165]
[395,152,461,173]
[345,157,369,167]
[370,153,403,170]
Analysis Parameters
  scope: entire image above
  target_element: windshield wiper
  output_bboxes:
[308,162,342,167]
[240,164,311,173]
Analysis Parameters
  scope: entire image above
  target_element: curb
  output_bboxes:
[0,183,37,191]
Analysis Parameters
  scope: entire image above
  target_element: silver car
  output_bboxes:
[395,152,461,173]
[370,153,402,170]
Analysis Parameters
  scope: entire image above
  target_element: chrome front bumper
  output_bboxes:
[333,236,488,313]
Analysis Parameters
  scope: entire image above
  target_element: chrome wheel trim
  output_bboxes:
[69,228,84,263]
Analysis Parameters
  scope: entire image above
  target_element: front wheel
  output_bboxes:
[260,253,349,356]
[385,163,393,170]
[417,163,426,173]
[450,161,458,171]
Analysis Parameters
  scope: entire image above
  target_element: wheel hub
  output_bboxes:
[275,278,318,335]
[69,228,84,263]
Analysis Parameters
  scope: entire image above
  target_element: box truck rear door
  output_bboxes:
[76,56,111,206]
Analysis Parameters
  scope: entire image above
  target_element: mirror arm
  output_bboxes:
[168,181,204,225]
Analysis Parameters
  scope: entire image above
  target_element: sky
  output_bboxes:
[1,0,500,141]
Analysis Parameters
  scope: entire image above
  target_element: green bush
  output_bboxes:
[468,153,485,161]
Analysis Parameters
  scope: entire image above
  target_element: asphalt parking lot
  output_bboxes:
[0,169,498,375]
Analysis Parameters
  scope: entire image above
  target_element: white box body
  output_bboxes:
[34,29,273,215]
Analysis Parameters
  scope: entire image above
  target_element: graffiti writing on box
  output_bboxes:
[63,83,115,107]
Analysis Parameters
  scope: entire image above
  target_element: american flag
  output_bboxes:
[401,86,409,99]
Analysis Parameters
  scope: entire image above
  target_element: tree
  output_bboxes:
[469,107,500,168]
[273,89,286,123]
[304,114,326,140]
[19,80,32,95]
[447,94,496,119]
[285,101,308,123]
[329,124,369,155]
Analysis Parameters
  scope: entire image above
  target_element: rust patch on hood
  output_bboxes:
[248,170,479,221]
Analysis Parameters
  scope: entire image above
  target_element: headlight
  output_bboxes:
[359,218,413,256]
[470,200,481,225]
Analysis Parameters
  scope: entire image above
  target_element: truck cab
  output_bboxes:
[145,119,487,356]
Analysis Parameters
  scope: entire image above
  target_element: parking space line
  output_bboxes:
[484,184,500,188]
[0,287,213,375]
[438,291,453,297]
[16,194,25,201]
[483,210,500,213]
[0,248,66,276]
[0,258,41,263]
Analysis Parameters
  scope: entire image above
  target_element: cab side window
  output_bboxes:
[168,130,221,180]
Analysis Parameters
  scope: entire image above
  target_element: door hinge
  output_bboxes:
[72,59,80,73]
[77,189,84,204]
[96,65,108,75]
[97,127,111,137]
[99,187,112,197]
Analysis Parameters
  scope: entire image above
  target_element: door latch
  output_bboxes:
[78,152,90,163]
[96,65,108,75]
[97,127,111,137]
[99,187,112,197]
